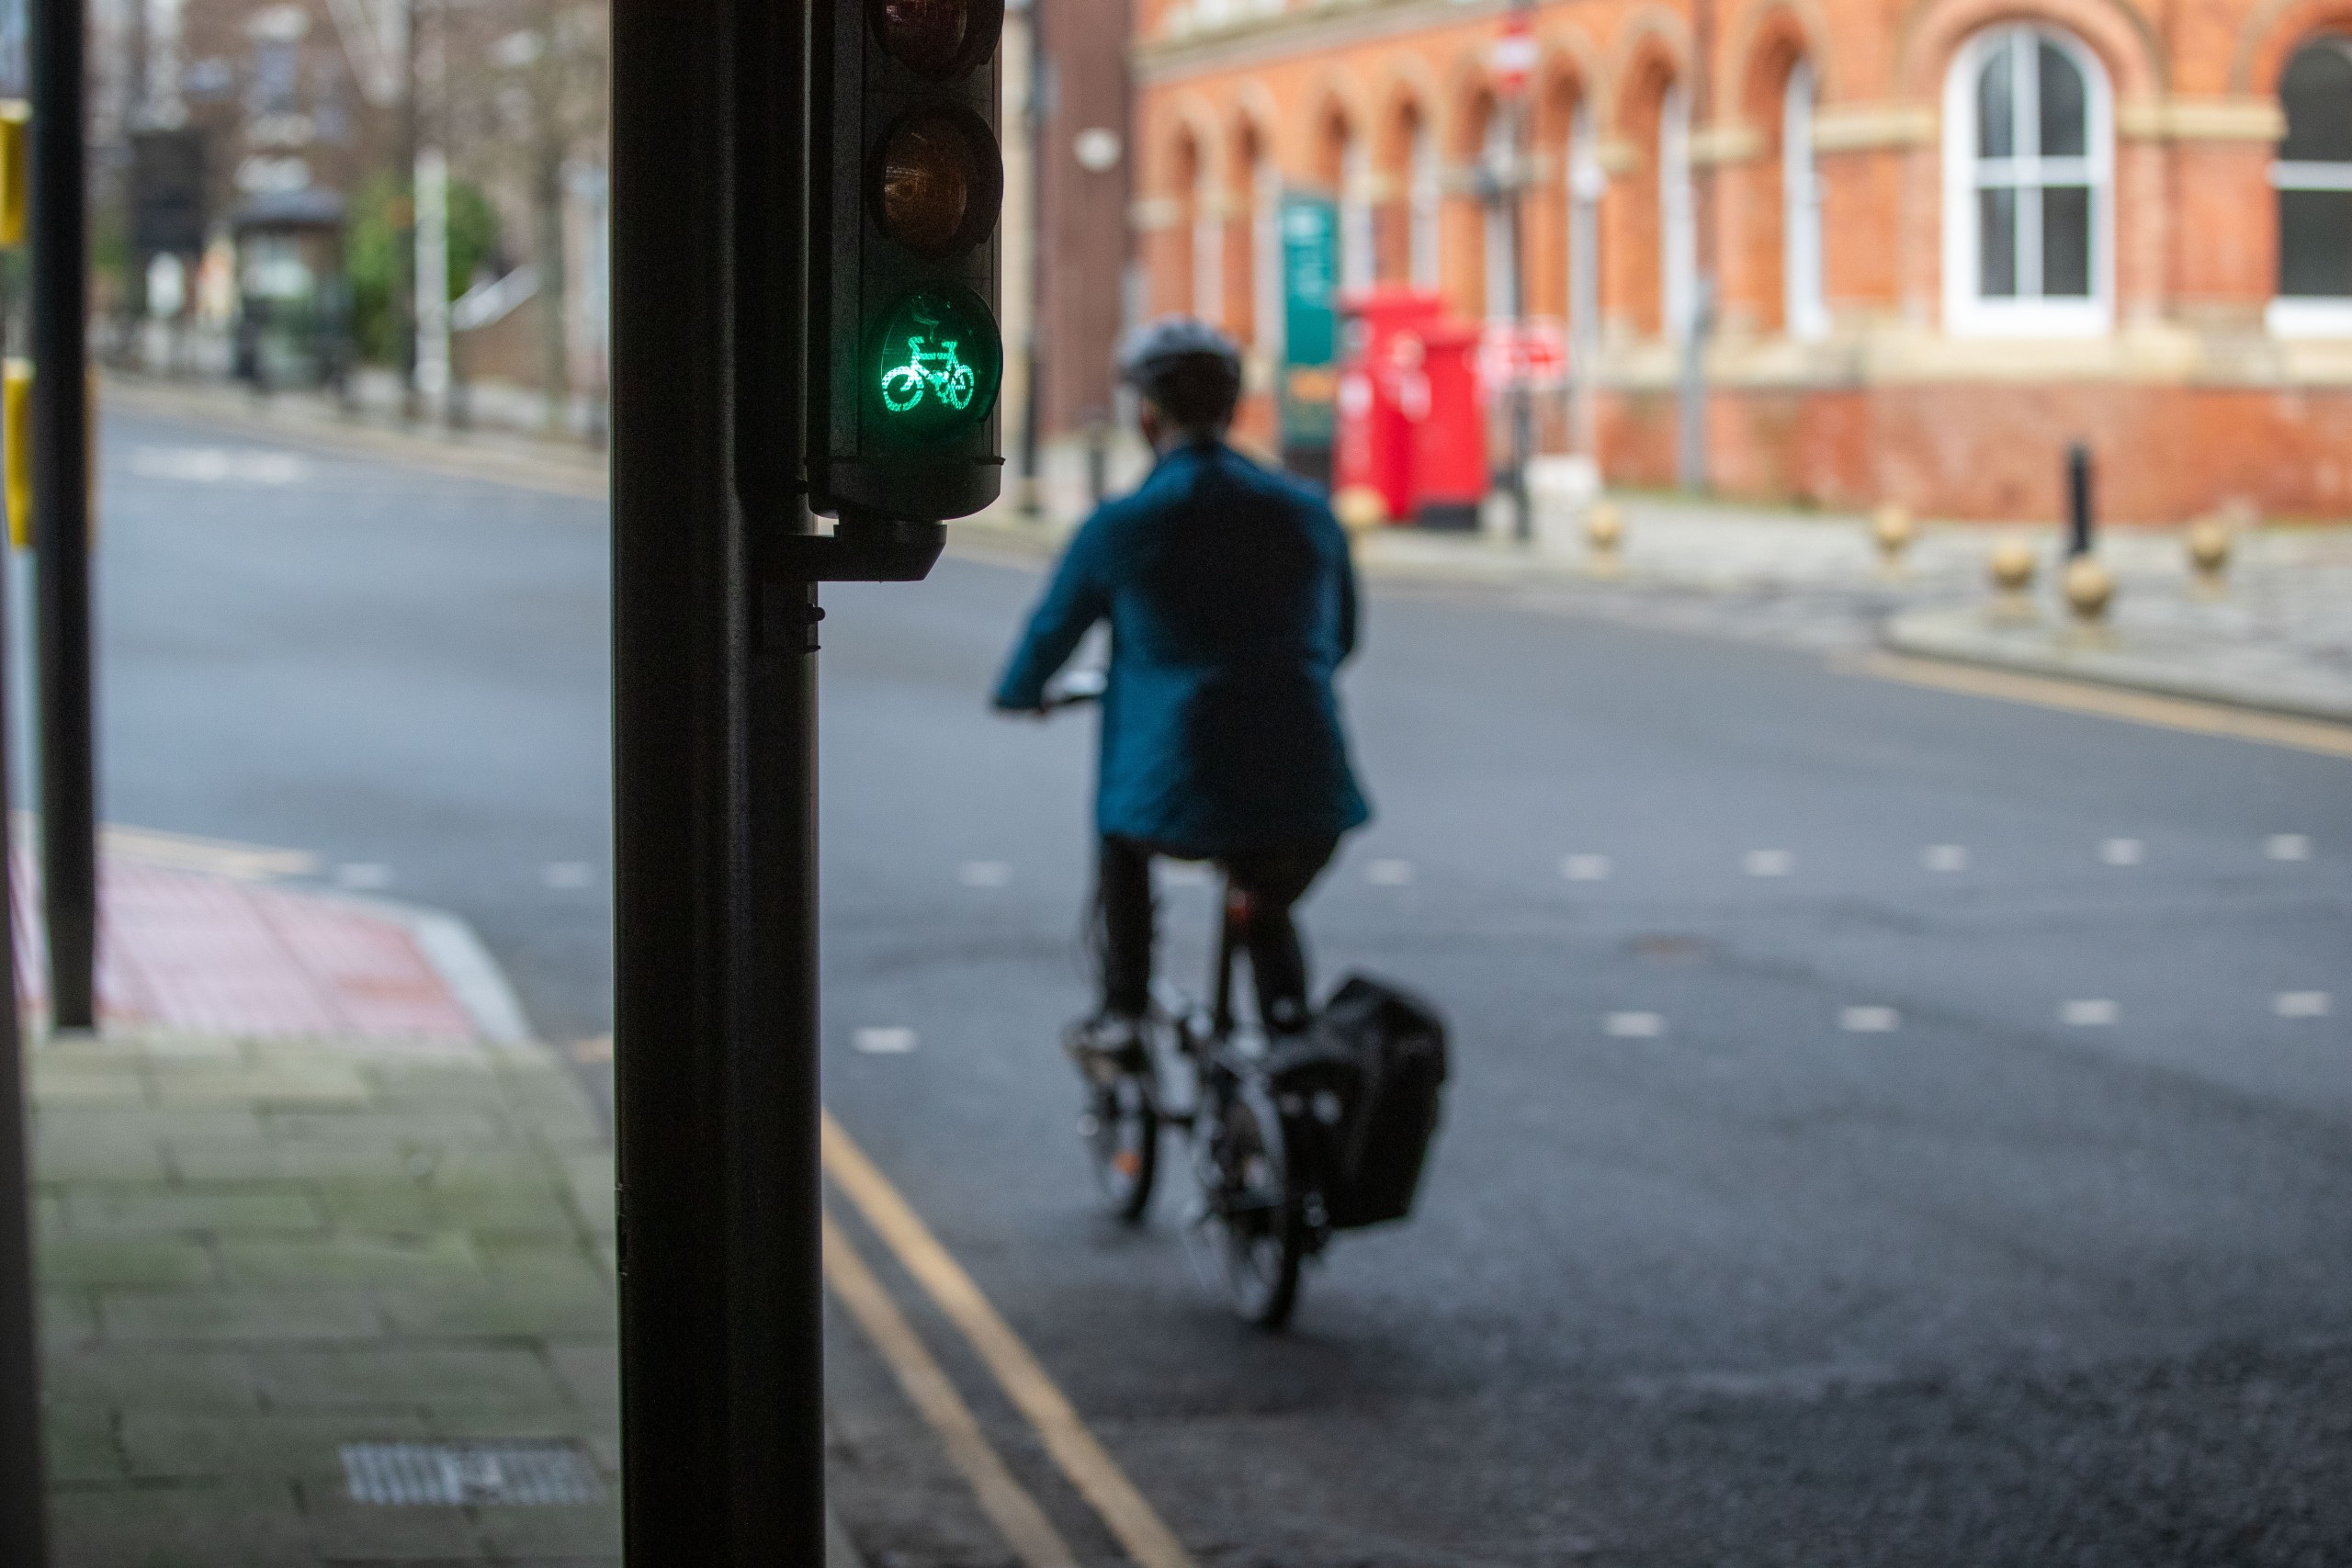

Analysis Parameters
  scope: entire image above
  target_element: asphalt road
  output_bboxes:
[80,407,2352,1566]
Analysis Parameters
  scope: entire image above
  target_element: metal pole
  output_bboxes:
[611,0,826,1559]
[1505,87,1531,545]
[1013,0,1043,516]
[31,0,96,1032]
[1678,0,1717,496]
[396,0,419,418]
[0,335,48,1568]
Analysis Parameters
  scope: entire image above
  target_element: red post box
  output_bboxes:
[1410,319,1486,531]
[1333,288,1443,525]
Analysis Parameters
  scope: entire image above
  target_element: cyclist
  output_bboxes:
[992,317,1371,1071]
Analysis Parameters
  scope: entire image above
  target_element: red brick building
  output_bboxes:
[1133,0,2352,522]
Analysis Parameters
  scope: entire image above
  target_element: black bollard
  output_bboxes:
[2066,442,2093,558]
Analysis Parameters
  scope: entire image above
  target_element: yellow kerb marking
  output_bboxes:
[1846,652,2352,761]
[822,1212,1080,1568]
[822,1110,1200,1568]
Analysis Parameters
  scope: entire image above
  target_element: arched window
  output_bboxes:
[1566,98,1602,453]
[1660,84,1696,339]
[1339,129,1374,291]
[1192,145,1224,324]
[1250,134,1284,357]
[2271,38,2352,335]
[1408,110,1441,289]
[1942,25,2111,335]
[1483,101,1516,320]
[1783,60,1827,338]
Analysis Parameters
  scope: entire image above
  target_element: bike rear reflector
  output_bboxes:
[872,107,1001,259]
[872,286,1001,439]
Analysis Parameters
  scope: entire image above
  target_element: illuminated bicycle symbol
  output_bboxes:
[879,334,977,415]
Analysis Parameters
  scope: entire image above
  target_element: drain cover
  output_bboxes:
[341,1441,605,1506]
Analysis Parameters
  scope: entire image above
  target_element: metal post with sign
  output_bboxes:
[1278,192,1339,487]
[610,0,991,1558]
[1491,3,1535,542]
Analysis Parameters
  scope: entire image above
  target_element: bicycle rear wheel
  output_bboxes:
[1204,1077,1303,1328]
[1080,1070,1158,1223]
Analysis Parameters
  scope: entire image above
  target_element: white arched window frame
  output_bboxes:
[1941,25,2113,337]
[1783,60,1828,338]
[1192,153,1224,325]
[2268,37,2352,337]
[1339,134,1375,291]
[1568,99,1603,353]
[1660,84,1696,340]
[1408,116,1441,288]
[1251,148,1284,358]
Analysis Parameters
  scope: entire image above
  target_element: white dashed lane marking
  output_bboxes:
[1365,859,1416,886]
[958,861,1012,888]
[2266,834,2312,862]
[2060,999,2120,1026]
[2099,838,2145,866]
[1742,850,1794,877]
[1604,1011,1666,1039]
[1921,844,1969,872]
[334,863,394,890]
[854,1027,920,1055]
[2275,991,2333,1019]
[1561,853,1611,882]
[542,862,594,889]
[1839,1006,1900,1032]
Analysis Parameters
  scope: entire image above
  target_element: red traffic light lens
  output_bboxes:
[869,106,1001,258]
[868,0,1001,79]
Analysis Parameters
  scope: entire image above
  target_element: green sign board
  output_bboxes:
[1279,194,1339,451]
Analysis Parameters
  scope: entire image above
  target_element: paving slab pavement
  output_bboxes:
[31,1029,623,1567]
[15,836,865,1564]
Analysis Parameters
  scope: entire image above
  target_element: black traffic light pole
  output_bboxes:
[0,486,47,1566]
[610,1,948,1560]
[29,0,96,1032]
[609,1,820,1558]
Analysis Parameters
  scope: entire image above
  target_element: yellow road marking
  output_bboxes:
[822,1110,1200,1568]
[11,813,322,880]
[1847,651,2352,760]
[822,1211,1080,1568]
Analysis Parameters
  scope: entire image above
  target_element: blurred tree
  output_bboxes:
[346,172,499,365]
[470,3,606,430]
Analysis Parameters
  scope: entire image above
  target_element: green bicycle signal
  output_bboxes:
[869,286,1000,439]
[881,335,975,413]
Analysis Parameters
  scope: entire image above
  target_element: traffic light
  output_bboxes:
[809,0,1005,524]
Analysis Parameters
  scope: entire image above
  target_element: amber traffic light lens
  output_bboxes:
[869,106,1001,258]
[880,117,973,255]
[872,0,969,76]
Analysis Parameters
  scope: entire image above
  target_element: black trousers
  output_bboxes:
[1095,834,1338,1032]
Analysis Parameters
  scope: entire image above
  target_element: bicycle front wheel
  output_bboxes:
[1205,1077,1303,1328]
[880,366,925,412]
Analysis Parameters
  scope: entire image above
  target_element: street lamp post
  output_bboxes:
[1678,0,1718,495]
[1493,3,1535,544]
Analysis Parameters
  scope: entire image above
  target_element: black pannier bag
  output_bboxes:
[1267,975,1449,1230]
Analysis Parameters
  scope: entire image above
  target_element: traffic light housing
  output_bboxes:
[809,0,1005,524]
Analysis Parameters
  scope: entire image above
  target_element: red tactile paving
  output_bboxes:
[13,847,479,1042]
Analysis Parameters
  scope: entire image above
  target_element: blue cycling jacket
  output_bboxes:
[993,439,1373,857]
